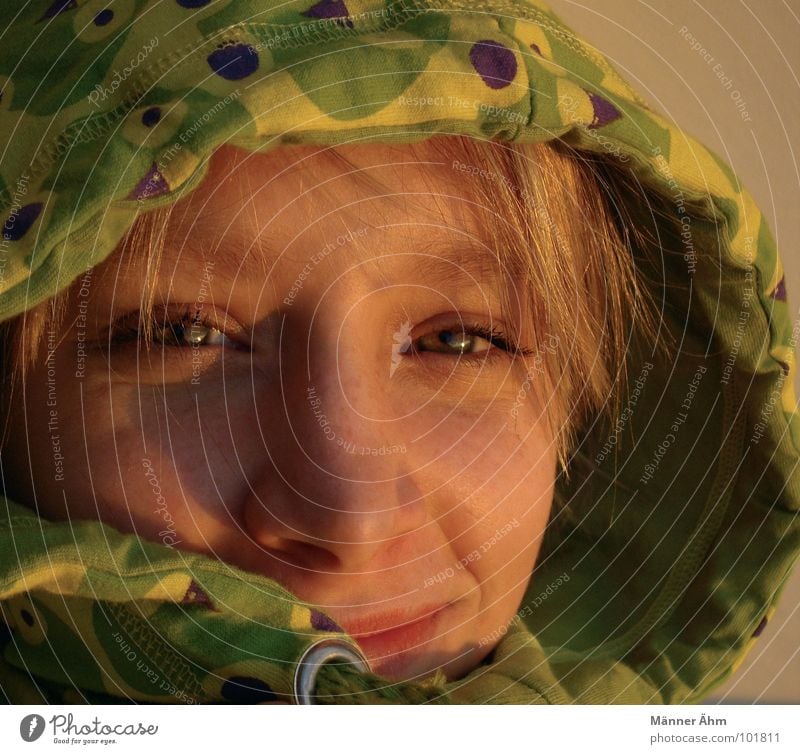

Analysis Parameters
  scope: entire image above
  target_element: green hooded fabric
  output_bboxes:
[0,0,798,704]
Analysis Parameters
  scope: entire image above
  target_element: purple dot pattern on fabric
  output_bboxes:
[94,9,114,26]
[771,277,787,301]
[177,0,212,7]
[207,43,260,81]
[469,40,517,90]
[221,676,277,703]
[127,162,170,201]
[181,579,212,607]
[302,0,354,29]
[586,91,622,129]
[310,609,343,632]
[751,616,768,637]
[39,0,78,21]
[141,106,162,127]
[3,203,43,241]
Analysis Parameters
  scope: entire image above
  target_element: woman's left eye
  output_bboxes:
[410,321,529,358]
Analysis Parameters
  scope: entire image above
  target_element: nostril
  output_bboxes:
[289,540,344,572]
[254,537,342,573]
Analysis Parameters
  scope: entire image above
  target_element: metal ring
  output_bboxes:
[293,638,371,705]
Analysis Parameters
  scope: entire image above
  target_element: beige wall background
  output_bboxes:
[548,0,800,703]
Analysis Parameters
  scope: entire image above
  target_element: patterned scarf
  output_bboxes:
[1,0,797,705]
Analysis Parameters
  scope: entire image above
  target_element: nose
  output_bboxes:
[242,346,427,573]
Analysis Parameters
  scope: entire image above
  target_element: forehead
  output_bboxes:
[133,140,518,287]
[175,140,462,240]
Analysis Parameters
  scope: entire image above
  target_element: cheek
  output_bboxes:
[69,376,262,542]
[409,396,555,576]
[448,439,552,574]
[422,395,555,613]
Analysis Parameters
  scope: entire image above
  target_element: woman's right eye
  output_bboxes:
[109,306,244,350]
[152,319,235,348]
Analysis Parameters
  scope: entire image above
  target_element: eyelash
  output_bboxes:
[107,308,532,363]
[108,306,242,350]
[411,321,532,360]
[466,323,531,355]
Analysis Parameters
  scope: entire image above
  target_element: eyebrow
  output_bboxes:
[372,232,511,288]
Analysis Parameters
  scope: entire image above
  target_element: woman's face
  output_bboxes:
[5,141,557,683]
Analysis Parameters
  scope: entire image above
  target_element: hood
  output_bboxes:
[0,0,798,704]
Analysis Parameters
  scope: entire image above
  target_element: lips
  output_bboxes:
[337,603,453,675]
[340,603,450,640]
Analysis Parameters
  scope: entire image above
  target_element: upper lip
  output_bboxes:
[337,603,451,639]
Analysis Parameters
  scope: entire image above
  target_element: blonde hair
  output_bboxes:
[421,136,655,467]
[0,136,654,470]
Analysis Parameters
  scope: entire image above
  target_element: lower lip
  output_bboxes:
[351,605,451,667]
